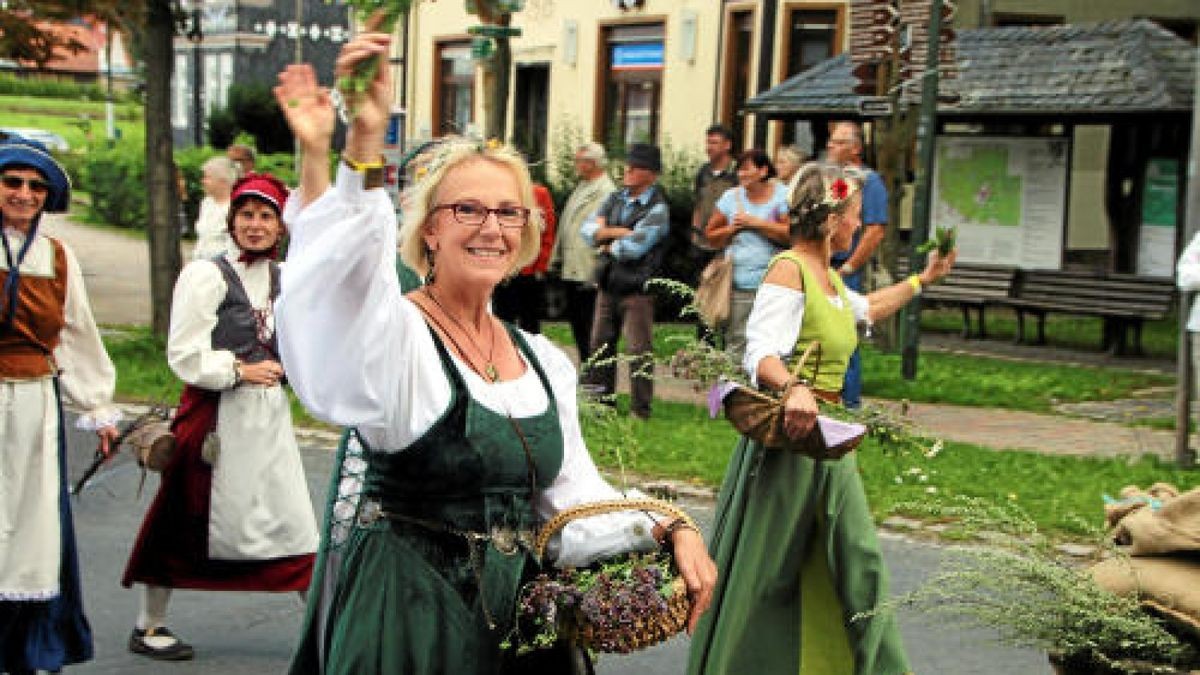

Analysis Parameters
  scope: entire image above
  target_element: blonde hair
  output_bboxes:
[788,161,865,242]
[398,136,544,279]
[774,145,805,169]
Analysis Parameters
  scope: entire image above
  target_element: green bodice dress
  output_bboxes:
[687,252,911,675]
[290,325,576,675]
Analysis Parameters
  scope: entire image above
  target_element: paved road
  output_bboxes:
[61,420,1050,674]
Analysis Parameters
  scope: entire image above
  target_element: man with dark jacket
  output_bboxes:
[581,143,670,419]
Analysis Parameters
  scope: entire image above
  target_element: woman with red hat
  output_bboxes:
[121,172,319,661]
[0,135,120,673]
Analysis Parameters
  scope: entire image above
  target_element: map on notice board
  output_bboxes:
[933,136,1069,270]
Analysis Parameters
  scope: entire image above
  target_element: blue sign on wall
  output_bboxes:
[612,42,664,70]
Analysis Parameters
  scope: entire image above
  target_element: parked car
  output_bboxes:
[0,127,69,152]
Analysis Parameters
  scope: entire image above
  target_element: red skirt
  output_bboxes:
[121,385,313,591]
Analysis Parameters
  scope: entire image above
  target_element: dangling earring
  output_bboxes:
[424,248,436,285]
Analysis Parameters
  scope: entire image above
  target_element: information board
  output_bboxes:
[932,135,1069,270]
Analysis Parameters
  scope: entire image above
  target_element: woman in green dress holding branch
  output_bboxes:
[688,162,955,674]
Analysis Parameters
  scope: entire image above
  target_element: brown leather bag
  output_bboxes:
[721,342,859,460]
[124,419,175,472]
[695,254,733,328]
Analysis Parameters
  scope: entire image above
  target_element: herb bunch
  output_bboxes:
[916,225,958,256]
[334,2,411,102]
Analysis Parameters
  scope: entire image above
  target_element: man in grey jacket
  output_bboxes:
[548,142,616,365]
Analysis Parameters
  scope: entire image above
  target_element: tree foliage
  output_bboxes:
[1,1,141,70]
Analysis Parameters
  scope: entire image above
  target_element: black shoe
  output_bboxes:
[129,626,195,661]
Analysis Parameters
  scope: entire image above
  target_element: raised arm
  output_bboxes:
[275,31,408,429]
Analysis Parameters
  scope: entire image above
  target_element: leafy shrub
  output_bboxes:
[82,144,146,228]
[227,84,292,154]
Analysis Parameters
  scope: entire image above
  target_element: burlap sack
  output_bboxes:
[1111,487,1200,556]
[1091,556,1200,639]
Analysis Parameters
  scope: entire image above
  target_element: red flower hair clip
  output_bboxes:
[830,178,849,201]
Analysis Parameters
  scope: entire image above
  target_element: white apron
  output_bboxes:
[0,378,62,599]
[207,382,318,560]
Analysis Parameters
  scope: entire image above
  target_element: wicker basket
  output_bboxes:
[530,498,695,653]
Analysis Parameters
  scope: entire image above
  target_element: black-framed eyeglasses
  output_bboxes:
[433,201,530,229]
[1,174,50,195]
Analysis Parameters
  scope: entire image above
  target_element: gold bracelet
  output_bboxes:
[907,274,923,295]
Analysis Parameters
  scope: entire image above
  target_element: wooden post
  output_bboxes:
[1174,47,1200,468]
[901,0,944,380]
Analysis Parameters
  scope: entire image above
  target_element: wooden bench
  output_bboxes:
[1005,270,1175,355]
[897,257,1018,338]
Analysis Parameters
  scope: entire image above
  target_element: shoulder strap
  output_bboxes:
[505,324,558,407]
[211,256,250,303]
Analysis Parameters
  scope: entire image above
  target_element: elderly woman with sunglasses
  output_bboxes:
[0,136,120,673]
[272,33,716,675]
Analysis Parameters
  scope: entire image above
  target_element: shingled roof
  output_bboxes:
[744,19,1195,117]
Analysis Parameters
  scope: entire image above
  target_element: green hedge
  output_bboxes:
[81,144,300,230]
[82,145,146,228]
[0,73,134,102]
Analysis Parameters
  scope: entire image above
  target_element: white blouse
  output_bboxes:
[276,166,658,567]
[743,281,870,386]
[1,227,120,430]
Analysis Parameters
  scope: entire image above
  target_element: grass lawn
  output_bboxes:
[920,306,1178,359]
[581,396,1200,540]
[0,94,145,150]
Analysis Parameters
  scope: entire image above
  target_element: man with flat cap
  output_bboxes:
[581,143,670,420]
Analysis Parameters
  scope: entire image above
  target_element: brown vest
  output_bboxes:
[0,236,67,378]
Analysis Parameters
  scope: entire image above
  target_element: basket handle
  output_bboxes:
[534,498,695,561]
[788,340,821,387]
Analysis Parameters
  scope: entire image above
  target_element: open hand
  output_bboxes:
[274,64,334,154]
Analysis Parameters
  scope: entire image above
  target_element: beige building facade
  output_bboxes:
[396,0,863,162]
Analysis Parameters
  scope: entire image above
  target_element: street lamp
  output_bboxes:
[185,8,204,146]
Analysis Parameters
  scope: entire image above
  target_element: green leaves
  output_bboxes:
[915,225,957,256]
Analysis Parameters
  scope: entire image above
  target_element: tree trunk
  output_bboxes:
[481,19,512,142]
[144,0,182,337]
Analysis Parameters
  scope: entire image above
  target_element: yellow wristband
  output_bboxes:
[342,154,385,172]
[907,274,923,295]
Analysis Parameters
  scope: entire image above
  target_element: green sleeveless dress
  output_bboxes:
[687,252,911,675]
[290,323,580,675]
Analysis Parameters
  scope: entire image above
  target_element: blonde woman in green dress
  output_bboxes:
[688,162,955,675]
